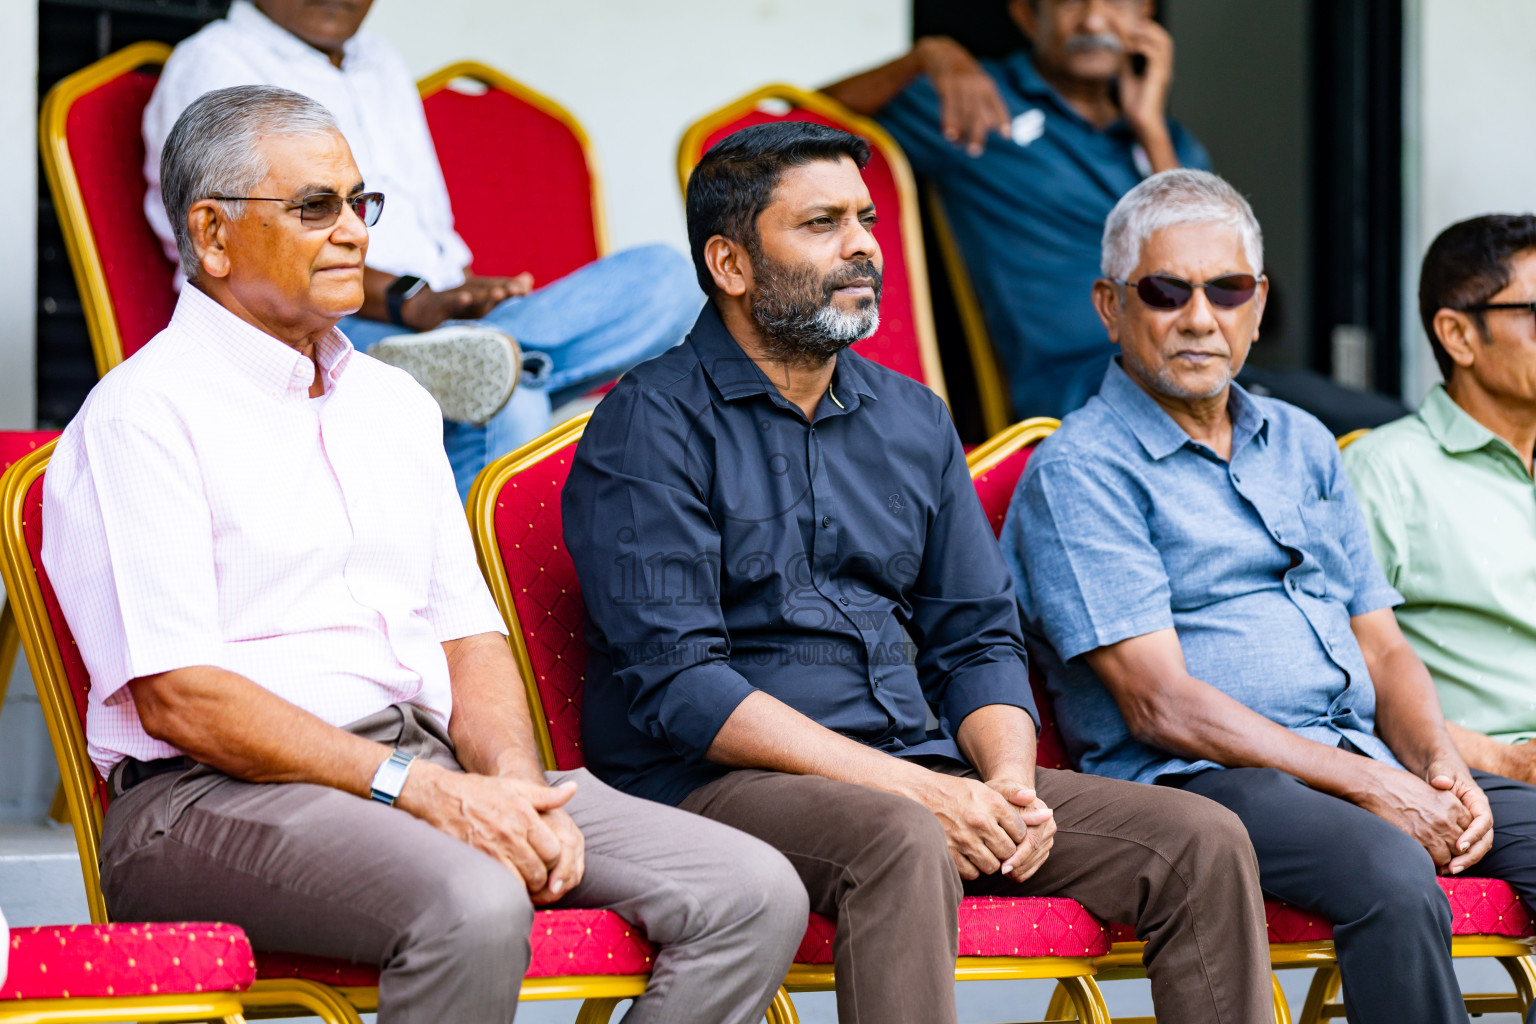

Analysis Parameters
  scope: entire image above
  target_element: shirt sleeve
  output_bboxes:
[1004,451,1175,662]
[905,407,1038,735]
[424,434,507,643]
[874,74,968,180]
[1341,440,1408,591]
[561,382,757,761]
[41,408,223,705]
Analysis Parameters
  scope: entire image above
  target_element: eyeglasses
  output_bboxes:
[207,191,385,228]
[1111,273,1262,310]
[1462,301,1536,320]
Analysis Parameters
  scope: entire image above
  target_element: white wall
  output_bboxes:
[1403,0,1536,402]
[0,3,37,429]
[366,0,909,255]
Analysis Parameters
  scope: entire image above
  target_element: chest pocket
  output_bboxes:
[1298,496,1355,601]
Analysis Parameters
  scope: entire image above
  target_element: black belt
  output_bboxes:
[112,755,194,797]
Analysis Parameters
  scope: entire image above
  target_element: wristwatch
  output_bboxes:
[369,748,416,806]
[386,275,427,327]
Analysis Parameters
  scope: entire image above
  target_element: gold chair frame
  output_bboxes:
[675,83,948,407]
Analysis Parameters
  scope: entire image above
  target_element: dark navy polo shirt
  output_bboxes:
[876,52,1210,420]
[563,304,1039,807]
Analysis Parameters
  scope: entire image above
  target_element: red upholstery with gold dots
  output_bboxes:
[794,897,1110,965]
[0,433,61,476]
[1,923,254,1001]
[255,907,655,986]
[490,442,590,770]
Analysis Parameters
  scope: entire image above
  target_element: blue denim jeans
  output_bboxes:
[341,243,701,501]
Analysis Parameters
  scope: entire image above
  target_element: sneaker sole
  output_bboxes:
[369,328,520,425]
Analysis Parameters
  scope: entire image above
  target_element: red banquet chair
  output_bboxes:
[419,62,608,285]
[465,413,1117,1024]
[0,445,701,1024]
[0,921,254,1024]
[966,420,1536,1024]
[677,84,948,404]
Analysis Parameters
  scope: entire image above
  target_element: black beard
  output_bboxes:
[748,248,882,367]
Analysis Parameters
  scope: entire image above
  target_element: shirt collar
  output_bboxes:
[690,302,878,414]
[173,283,355,396]
[227,0,366,69]
[1098,357,1269,461]
[1001,50,1132,136]
[1418,383,1504,455]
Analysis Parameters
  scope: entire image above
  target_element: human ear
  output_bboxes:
[1433,308,1481,369]
[187,199,232,280]
[1091,278,1124,344]
[704,235,751,298]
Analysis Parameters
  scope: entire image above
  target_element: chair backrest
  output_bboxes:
[419,62,607,285]
[468,415,593,771]
[0,444,110,923]
[965,418,1071,771]
[677,84,947,402]
[1337,428,1370,451]
[40,41,176,376]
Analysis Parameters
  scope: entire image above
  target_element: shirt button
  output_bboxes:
[840,596,850,606]
[822,516,831,528]
[1287,577,1298,591]
[1233,473,1243,484]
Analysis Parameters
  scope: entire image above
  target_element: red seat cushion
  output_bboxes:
[1107,877,1534,946]
[2,923,254,1001]
[255,907,655,986]
[793,896,1111,965]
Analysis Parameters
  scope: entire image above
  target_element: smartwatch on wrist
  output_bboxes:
[369,748,416,806]
[386,275,427,327]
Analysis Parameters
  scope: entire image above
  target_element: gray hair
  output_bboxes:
[160,85,340,279]
[1101,168,1264,282]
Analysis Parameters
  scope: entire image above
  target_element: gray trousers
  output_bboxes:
[99,704,808,1024]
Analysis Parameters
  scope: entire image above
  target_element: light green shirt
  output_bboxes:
[1343,385,1536,742]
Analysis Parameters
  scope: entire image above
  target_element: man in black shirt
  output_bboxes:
[563,122,1269,1024]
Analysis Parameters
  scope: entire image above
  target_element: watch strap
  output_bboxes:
[386,275,426,327]
[369,748,416,806]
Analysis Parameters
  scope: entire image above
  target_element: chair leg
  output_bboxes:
[1057,976,1112,1024]
[764,985,801,1024]
[1497,955,1536,1013]
[1297,966,1340,1024]
[1271,972,1293,1024]
[573,997,624,1024]
[242,978,365,1024]
[1045,981,1078,1020]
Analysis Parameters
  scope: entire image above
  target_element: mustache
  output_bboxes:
[821,260,883,303]
[1063,32,1125,55]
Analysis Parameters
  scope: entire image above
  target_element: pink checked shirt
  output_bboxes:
[42,285,507,777]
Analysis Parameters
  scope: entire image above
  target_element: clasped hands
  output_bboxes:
[1359,759,1493,875]
[398,761,585,904]
[908,770,1057,882]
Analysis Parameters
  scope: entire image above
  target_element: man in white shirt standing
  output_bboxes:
[49,85,805,1023]
[143,0,701,500]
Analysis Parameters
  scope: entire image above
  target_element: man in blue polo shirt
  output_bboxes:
[1005,168,1536,1024]
[825,0,1208,419]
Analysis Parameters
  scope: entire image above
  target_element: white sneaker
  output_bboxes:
[369,326,521,426]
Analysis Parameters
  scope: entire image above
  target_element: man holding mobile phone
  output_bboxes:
[824,0,1204,421]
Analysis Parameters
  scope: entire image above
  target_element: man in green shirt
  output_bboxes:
[1345,214,1536,782]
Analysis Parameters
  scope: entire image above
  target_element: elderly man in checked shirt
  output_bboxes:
[40,85,805,1024]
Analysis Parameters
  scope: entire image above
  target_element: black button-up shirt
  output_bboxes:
[563,304,1038,806]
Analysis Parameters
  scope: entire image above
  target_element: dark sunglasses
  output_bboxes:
[1111,273,1261,310]
[208,191,385,228]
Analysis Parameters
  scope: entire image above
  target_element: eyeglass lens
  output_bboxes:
[295,192,385,228]
[1135,273,1258,310]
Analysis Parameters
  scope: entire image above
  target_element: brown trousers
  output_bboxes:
[680,761,1270,1024]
